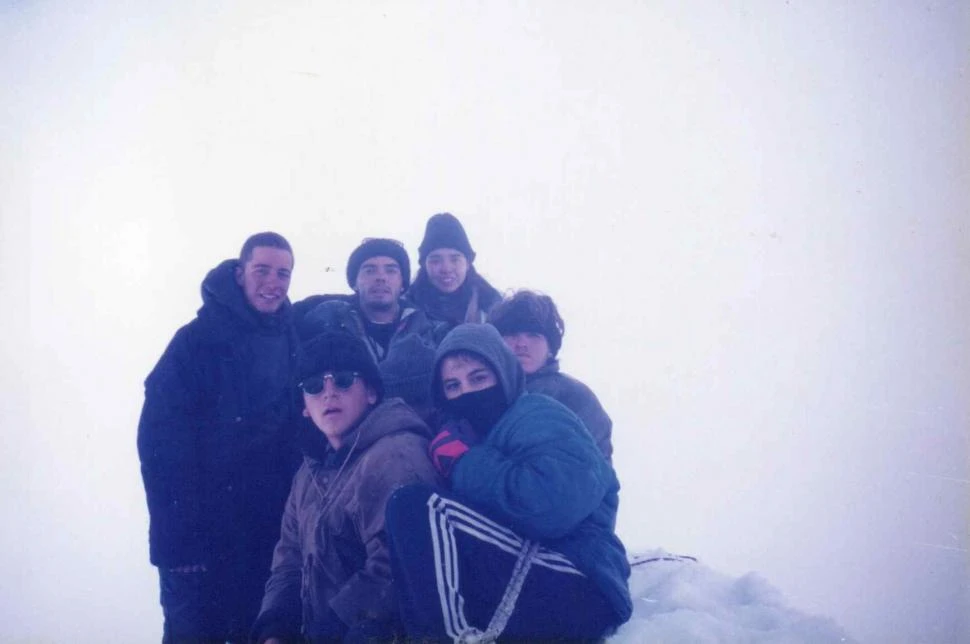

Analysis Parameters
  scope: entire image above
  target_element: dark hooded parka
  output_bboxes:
[137,257,300,629]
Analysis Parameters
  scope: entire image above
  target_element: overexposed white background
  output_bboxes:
[2,2,967,642]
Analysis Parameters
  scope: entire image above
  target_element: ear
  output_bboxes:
[302,407,310,418]
[366,386,378,405]
[234,264,244,286]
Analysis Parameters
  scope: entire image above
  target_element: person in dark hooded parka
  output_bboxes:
[384,324,632,642]
[253,332,441,643]
[137,232,301,642]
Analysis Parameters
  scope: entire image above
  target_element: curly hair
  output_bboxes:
[487,290,565,357]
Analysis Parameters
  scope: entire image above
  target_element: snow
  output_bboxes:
[2,2,967,642]
[614,551,853,643]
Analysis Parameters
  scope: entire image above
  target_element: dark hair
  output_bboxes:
[239,232,293,265]
[488,290,565,357]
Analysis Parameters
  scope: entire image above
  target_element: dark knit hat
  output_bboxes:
[418,213,476,264]
[298,299,360,342]
[487,290,564,357]
[346,238,411,290]
[299,332,384,400]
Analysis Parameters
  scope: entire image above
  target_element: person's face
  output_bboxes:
[235,246,293,314]
[440,354,498,400]
[502,332,550,375]
[355,256,403,310]
[425,248,468,294]
[301,371,377,449]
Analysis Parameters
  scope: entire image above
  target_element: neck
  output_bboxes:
[361,301,400,324]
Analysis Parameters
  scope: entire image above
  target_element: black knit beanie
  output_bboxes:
[346,238,411,290]
[418,213,476,264]
[299,332,384,401]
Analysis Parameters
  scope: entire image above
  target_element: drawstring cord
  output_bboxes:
[457,540,541,644]
[309,429,363,517]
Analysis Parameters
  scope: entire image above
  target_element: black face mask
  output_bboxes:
[441,384,508,436]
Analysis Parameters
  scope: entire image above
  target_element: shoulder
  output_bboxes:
[529,369,597,402]
[147,317,221,378]
[367,399,430,432]
[498,393,583,437]
[355,428,437,493]
[293,293,355,318]
[472,274,502,309]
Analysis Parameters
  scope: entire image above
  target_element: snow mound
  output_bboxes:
[610,550,855,643]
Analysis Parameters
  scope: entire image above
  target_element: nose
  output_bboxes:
[321,379,341,397]
[263,273,282,290]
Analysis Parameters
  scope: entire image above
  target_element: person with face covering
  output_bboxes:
[404,213,502,326]
[488,289,614,463]
[384,324,632,642]
[253,332,441,643]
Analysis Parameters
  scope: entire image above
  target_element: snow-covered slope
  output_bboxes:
[612,551,853,643]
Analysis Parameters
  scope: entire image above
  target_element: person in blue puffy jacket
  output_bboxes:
[384,323,632,642]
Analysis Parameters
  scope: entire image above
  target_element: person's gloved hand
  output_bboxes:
[429,420,479,478]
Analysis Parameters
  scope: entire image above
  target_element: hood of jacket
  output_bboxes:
[299,397,432,465]
[431,323,525,409]
[197,259,292,334]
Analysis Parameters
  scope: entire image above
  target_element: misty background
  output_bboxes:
[2,2,967,642]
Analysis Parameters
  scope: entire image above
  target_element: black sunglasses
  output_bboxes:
[299,371,361,395]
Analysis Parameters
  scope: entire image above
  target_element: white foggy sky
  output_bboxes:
[1,2,967,642]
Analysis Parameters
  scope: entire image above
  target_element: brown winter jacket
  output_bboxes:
[253,398,440,641]
[526,359,614,464]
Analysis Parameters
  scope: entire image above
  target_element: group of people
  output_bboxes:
[137,213,631,643]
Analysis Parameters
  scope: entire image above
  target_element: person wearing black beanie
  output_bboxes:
[254,330,440,642]
[291,237,448,423]
[488,289,614,463]
[406,212,502,326]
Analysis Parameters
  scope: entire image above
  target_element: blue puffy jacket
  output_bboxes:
[434,324,633,625]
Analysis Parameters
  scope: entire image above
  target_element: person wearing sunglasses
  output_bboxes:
[488,289,614,463]
[384,324,632,642]
[253,332,440,643]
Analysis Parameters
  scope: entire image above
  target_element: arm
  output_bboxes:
[136,327,207,568]
[330,436,440,630]
[452,400,613,540]
[252,468,306,642]
[571,382,614,465]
